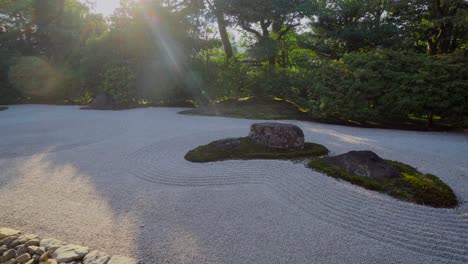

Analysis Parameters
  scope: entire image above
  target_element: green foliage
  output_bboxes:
[393,0,468,55]
[302,49,468,127]
[0,48,20,103]
[8,56,61,98]
[307,0,400,59]
[185,137,329,163]
[101,66,136,105]
[309,158,458,208]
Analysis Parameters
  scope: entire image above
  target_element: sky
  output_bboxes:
[90,0,121,16]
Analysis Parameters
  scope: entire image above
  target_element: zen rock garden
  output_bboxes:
[186,122,458,208]
[0,228,137,264]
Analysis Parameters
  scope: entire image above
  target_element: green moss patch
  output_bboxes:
[185,137,328,163]
[308,158,457,208]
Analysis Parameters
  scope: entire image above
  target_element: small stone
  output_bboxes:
[25,239,40,247]
[15,253,31,263]
[82,250,110,264]
[108,255,138,264]
[40,238,66,251]
[35,246,46,256]
[8,239,19,249]
[0,245,7,254]
[1,249,16,261]
[52,244,89,262]
[27,246,38,255]
[40,252,49,261]
[33,253,41,261]
[15,244,24,250]
[40,259,58,264]
[18,234,39,244]
[0,237,14,247]
[16,245,29,255]
[1,259,16,264]
[0,228,20,239]
[25,259,35,264]
[46,248,57,257]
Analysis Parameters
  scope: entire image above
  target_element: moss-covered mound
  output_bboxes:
[0,107,8,111]
[179,97,308,120]
[308,158,457,208]
[185,137,328,163]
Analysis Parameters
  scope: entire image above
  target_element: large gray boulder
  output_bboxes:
[83,93,115,110]
[326,151,401,180]
[249,122,305,150]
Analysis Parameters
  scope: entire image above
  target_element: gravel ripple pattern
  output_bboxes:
[0,105,467,264]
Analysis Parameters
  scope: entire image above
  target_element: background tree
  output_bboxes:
[394,0,468,55]
[225,0,310,64]
[305,0,400,59]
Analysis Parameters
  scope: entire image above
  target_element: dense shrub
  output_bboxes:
[7,56,79,101]
[300,49,468,126]
[101,66,137,105]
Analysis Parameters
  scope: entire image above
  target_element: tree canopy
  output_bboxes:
[0,0,466,128]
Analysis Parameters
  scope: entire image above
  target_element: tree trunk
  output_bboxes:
[268,56,276,65]
[427,113,434,129]
[217,18,233,60]
[214,10,233,60]
[427,40,437,55]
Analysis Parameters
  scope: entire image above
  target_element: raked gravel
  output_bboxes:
[0,105,467,264]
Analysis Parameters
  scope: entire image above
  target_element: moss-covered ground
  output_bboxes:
[185,137,329,163]
[179,97,308,120]
[179,97,466,131]
[308,158,458,208]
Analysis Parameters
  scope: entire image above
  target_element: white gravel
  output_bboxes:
[0,105,467,264]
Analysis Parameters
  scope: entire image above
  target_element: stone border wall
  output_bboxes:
[0,227,138,264]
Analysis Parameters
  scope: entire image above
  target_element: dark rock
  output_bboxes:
[16,245,28,256]
[326,151,401,180]
[0,107,8,111]
[15,253,30,263]
[8,239,19,249]
[24,239,39,247]
[1,249,16,261]
[249,122,305,150]
[212,138,241,150]
[82,93,115,110]
[0,237,15,247]
[0,245,7,255]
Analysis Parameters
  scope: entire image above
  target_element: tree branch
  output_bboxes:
[239,20,262,39]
